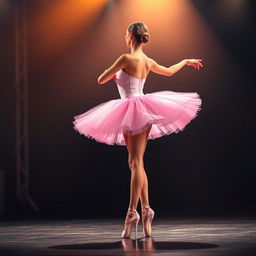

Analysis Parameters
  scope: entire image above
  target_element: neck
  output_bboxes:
[130,42,143,54]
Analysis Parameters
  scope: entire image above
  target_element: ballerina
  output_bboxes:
[73,21,203,239]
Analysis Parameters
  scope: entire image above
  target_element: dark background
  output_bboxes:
[1,0,255,219]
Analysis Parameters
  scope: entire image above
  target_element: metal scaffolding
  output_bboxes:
[15,0,39,212]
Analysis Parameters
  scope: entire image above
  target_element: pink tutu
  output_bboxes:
[73,69,202,146]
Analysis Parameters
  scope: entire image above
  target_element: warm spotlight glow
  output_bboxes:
[27,0,237,98]
[28,0,108,62]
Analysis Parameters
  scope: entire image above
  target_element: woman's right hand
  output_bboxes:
[185,59,203,70]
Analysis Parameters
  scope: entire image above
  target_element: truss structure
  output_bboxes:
[15,0,39,212]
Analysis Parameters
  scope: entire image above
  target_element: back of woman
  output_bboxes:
[122,53,151,79]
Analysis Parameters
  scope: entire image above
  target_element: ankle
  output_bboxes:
[128,207,137,212]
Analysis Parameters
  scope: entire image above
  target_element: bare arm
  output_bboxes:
[148,58,203,77]
[97,54,127,84]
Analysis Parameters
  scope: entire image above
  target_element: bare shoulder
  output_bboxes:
[110,53,129,69]
[117,53,131,65]
[122,53,134,60]
[118,53,137,67]
[116,53,129,61]
[145,55,156,68]
[144,55,172,76]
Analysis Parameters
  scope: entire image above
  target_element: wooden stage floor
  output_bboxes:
[0,216,256,256]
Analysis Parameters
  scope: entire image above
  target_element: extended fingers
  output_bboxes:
[194,62,203,70]
[187,59,204,70]
[196,60,203,70]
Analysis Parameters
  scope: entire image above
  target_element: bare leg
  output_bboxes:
[140,169,149,207]
[123,126,151,211]
[139,127,151,208]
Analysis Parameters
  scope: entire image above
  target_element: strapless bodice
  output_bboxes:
[115,69,146,99]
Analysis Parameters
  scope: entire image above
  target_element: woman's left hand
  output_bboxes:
[186,59,204,70]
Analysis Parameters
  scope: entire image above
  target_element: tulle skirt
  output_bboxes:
[73,90,202,146]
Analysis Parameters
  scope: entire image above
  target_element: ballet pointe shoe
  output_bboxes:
[121,208,140,239]
[142,205,155,237]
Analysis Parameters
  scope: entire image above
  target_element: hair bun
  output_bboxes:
[141,32,150,43]
[127,22,150,44]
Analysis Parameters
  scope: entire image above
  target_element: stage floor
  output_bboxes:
[0,216,256,256]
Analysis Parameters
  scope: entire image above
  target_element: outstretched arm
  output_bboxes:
[148,58,203,77]
[97,54,127,84]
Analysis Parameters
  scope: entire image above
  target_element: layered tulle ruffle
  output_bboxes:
[73,90,202,146]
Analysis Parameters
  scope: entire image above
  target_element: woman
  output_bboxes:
[73,21,203,239]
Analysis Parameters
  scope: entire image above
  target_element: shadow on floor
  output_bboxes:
[49,237,219,251]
